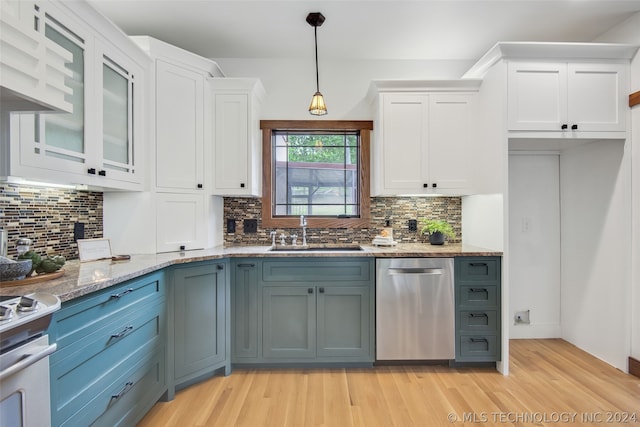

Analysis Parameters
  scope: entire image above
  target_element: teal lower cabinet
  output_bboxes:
[47,271,167,427]
[168,260,230,398]
[232,258,374,366]
[454,256,502,363]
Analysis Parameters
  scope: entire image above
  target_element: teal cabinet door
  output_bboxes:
[232,260,259,360]
[263,286,316,359]
[173,261,228,384]
[317,286,371,359]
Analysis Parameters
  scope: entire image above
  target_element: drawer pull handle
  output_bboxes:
[469,338,488,344]
[469,288,487,293]
[469,313,488,318]
[469,262,488,267]
[111,381,134,401]
[237,263,255,268]
[111,325,134,339]
[110,288,134,299]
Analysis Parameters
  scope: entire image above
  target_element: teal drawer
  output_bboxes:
[62,347,165,427]
[262,258,372,282]
[457,285,498,308]
[49,272,165,352]
[51,302,163,376]
[457,335,499,362]
[51,310,163,425]
[458,310,499,332]
[456,257,500,282]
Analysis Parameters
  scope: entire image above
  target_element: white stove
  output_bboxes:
[0,292,60,427]
[0,292,61,352]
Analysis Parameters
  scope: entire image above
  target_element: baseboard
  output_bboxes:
[630,357,640,378]
[509,323,561,339]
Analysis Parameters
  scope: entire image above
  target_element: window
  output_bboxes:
[261,120,372,228]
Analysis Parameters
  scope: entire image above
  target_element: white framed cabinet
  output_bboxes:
[371,87,479,196]
[210,78,265,196]
[3,0,148,190]
[507,61,627,135]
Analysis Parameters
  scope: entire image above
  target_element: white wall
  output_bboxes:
[214,58,473,120]
[560,140,631,371]
[508,154,561,339]
[595,9,640,368]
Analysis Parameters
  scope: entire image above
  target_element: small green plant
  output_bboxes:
[420,219,456,239]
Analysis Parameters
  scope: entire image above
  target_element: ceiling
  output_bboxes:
[87,0,640,62]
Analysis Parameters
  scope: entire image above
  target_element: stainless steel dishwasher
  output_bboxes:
[376,258,455,360]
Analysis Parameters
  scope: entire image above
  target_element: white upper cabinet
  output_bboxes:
[210,78,265,197]
[3,0,148,190]
[132,36,224,194]
[0,1,73,113]
[155,60,206,192]
[508,61,627,134]
[370,81,480,196]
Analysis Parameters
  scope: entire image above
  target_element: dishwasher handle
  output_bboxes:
[387,267,444,275]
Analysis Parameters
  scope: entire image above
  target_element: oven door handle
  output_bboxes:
[0,343,57,381]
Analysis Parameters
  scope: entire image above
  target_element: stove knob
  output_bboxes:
[0,305,13,321]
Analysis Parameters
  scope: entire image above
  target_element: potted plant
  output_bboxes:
[420,219,455,245]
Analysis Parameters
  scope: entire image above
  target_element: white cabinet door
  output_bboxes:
[156,193,206,253]
[507,62,567,131]
[379,94,429,193]
[428,94,476,192]
[567,63,626,132]
[155,60,205,191]
[210,78,264,197]
[213,93,249,192]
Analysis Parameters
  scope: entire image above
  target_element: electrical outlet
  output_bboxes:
[514,310,530,324]
[73,222,85,242]
[244,219,258,233]
[226,219,236,233]
[408,219,418,232]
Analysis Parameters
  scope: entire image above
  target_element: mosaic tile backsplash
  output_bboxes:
[0,184,103,260]
[223,196,462,246]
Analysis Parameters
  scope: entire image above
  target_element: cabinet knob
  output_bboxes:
[179,245,186,251]
[561,124,568,130]
[319,287,324,293]
[87,168,96,175]
[98,170,106,177]
[197,184,203,189]
[423,183,428,188]
[432,183,437,188]
[571,124,578,130]
[217,264,224,270]
[240,183,245,188]
[308,288,313,294]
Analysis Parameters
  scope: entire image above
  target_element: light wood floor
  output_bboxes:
[137,340,640,427]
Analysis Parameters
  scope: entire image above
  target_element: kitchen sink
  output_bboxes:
[268,244,363,251]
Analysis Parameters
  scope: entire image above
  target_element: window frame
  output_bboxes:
[261,120,372,229]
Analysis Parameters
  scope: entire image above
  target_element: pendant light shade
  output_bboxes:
[307,12,327,116]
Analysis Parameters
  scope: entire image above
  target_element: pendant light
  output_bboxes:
[307,12,327,116]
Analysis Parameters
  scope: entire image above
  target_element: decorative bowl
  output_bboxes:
[0,259,33,281]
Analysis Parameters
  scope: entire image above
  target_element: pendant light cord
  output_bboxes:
[314,25,320,92]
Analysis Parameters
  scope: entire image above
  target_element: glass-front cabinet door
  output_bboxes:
[14,5,91,178]
[96,39,142,184]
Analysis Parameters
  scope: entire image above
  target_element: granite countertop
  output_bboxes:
[0,243,502,302]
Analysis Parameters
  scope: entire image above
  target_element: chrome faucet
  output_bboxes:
[270,230,277,246]
[300,215,308,246]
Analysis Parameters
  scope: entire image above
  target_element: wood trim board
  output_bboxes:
[630,91,640,108]
[630,356,640,378]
